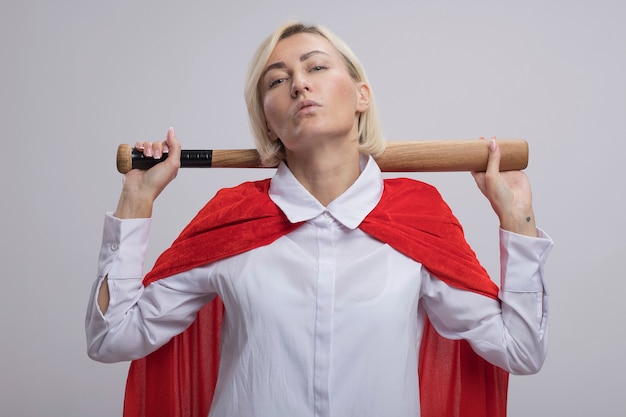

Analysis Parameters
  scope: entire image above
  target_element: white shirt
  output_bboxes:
[86,156,553,417]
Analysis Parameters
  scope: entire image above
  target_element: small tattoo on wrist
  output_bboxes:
[526,216,531,223]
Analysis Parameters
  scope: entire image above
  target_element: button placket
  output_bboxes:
[313,214,336,416]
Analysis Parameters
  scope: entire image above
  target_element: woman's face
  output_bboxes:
[261,33,369,154]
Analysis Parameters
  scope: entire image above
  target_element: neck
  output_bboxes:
[285,140,361,206]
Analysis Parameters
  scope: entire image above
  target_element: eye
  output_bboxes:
[269,78,285,88]
[310,65,327,72]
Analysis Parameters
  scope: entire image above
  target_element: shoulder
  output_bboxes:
[184,179,275,224]
[215,178,272,198]
[377,177,453,217]
[382,177,443,199]
[206,178,273,207]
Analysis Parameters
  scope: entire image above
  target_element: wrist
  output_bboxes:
[499,209,537,237]
[114,190,154,219]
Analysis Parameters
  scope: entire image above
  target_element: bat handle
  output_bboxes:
[116,144,214,174]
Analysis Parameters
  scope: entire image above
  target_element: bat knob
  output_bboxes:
[116,144,133,174]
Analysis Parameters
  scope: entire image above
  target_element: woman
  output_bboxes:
[86,22,553,417]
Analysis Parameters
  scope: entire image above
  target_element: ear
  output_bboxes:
[356,82,371,113]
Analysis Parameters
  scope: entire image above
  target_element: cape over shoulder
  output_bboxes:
[142,179,299,286]
[125,176,509,417]
[144,177,497,298]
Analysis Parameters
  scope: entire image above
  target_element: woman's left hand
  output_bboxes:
[471,137,537,237]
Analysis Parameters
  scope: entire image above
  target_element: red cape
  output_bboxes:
[124,178,508,417]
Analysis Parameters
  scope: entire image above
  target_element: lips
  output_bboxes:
[294,99,321,116]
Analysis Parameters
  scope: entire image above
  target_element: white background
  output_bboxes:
[1,1,624,416]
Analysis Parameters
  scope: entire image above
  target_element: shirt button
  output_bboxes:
[323,211,331,218]
[110,243,119,251]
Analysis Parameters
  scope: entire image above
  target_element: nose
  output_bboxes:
[290,73,310,98]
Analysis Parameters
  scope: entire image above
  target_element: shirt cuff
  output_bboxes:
[98,213,152,280]
[499,227,553,293]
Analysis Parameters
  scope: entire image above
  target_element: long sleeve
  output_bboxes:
[85,214,215,363]
[420,228,553,375]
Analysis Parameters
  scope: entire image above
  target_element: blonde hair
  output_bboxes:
[244,22,386,166]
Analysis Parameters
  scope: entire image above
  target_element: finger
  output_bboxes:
[152,141,165,159]
[135,141,154,157]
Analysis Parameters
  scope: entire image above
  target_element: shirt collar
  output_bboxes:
[268,155,384,229]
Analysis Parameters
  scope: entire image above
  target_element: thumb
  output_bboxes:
[166,127,180,150]
[164,127,181,166]
[486,138,501,174]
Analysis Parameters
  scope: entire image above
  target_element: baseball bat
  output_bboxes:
[116,139,528,174]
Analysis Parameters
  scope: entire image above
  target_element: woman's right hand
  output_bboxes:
[113,127,182,219]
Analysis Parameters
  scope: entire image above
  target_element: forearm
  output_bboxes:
[100,189,155,312]
[85,213,151,361]
[492,227,553,373]
[422,228,553,374]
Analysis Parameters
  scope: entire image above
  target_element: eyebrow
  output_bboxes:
[262,50,330,79]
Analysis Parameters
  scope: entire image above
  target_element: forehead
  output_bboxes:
[265,32,339,66]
